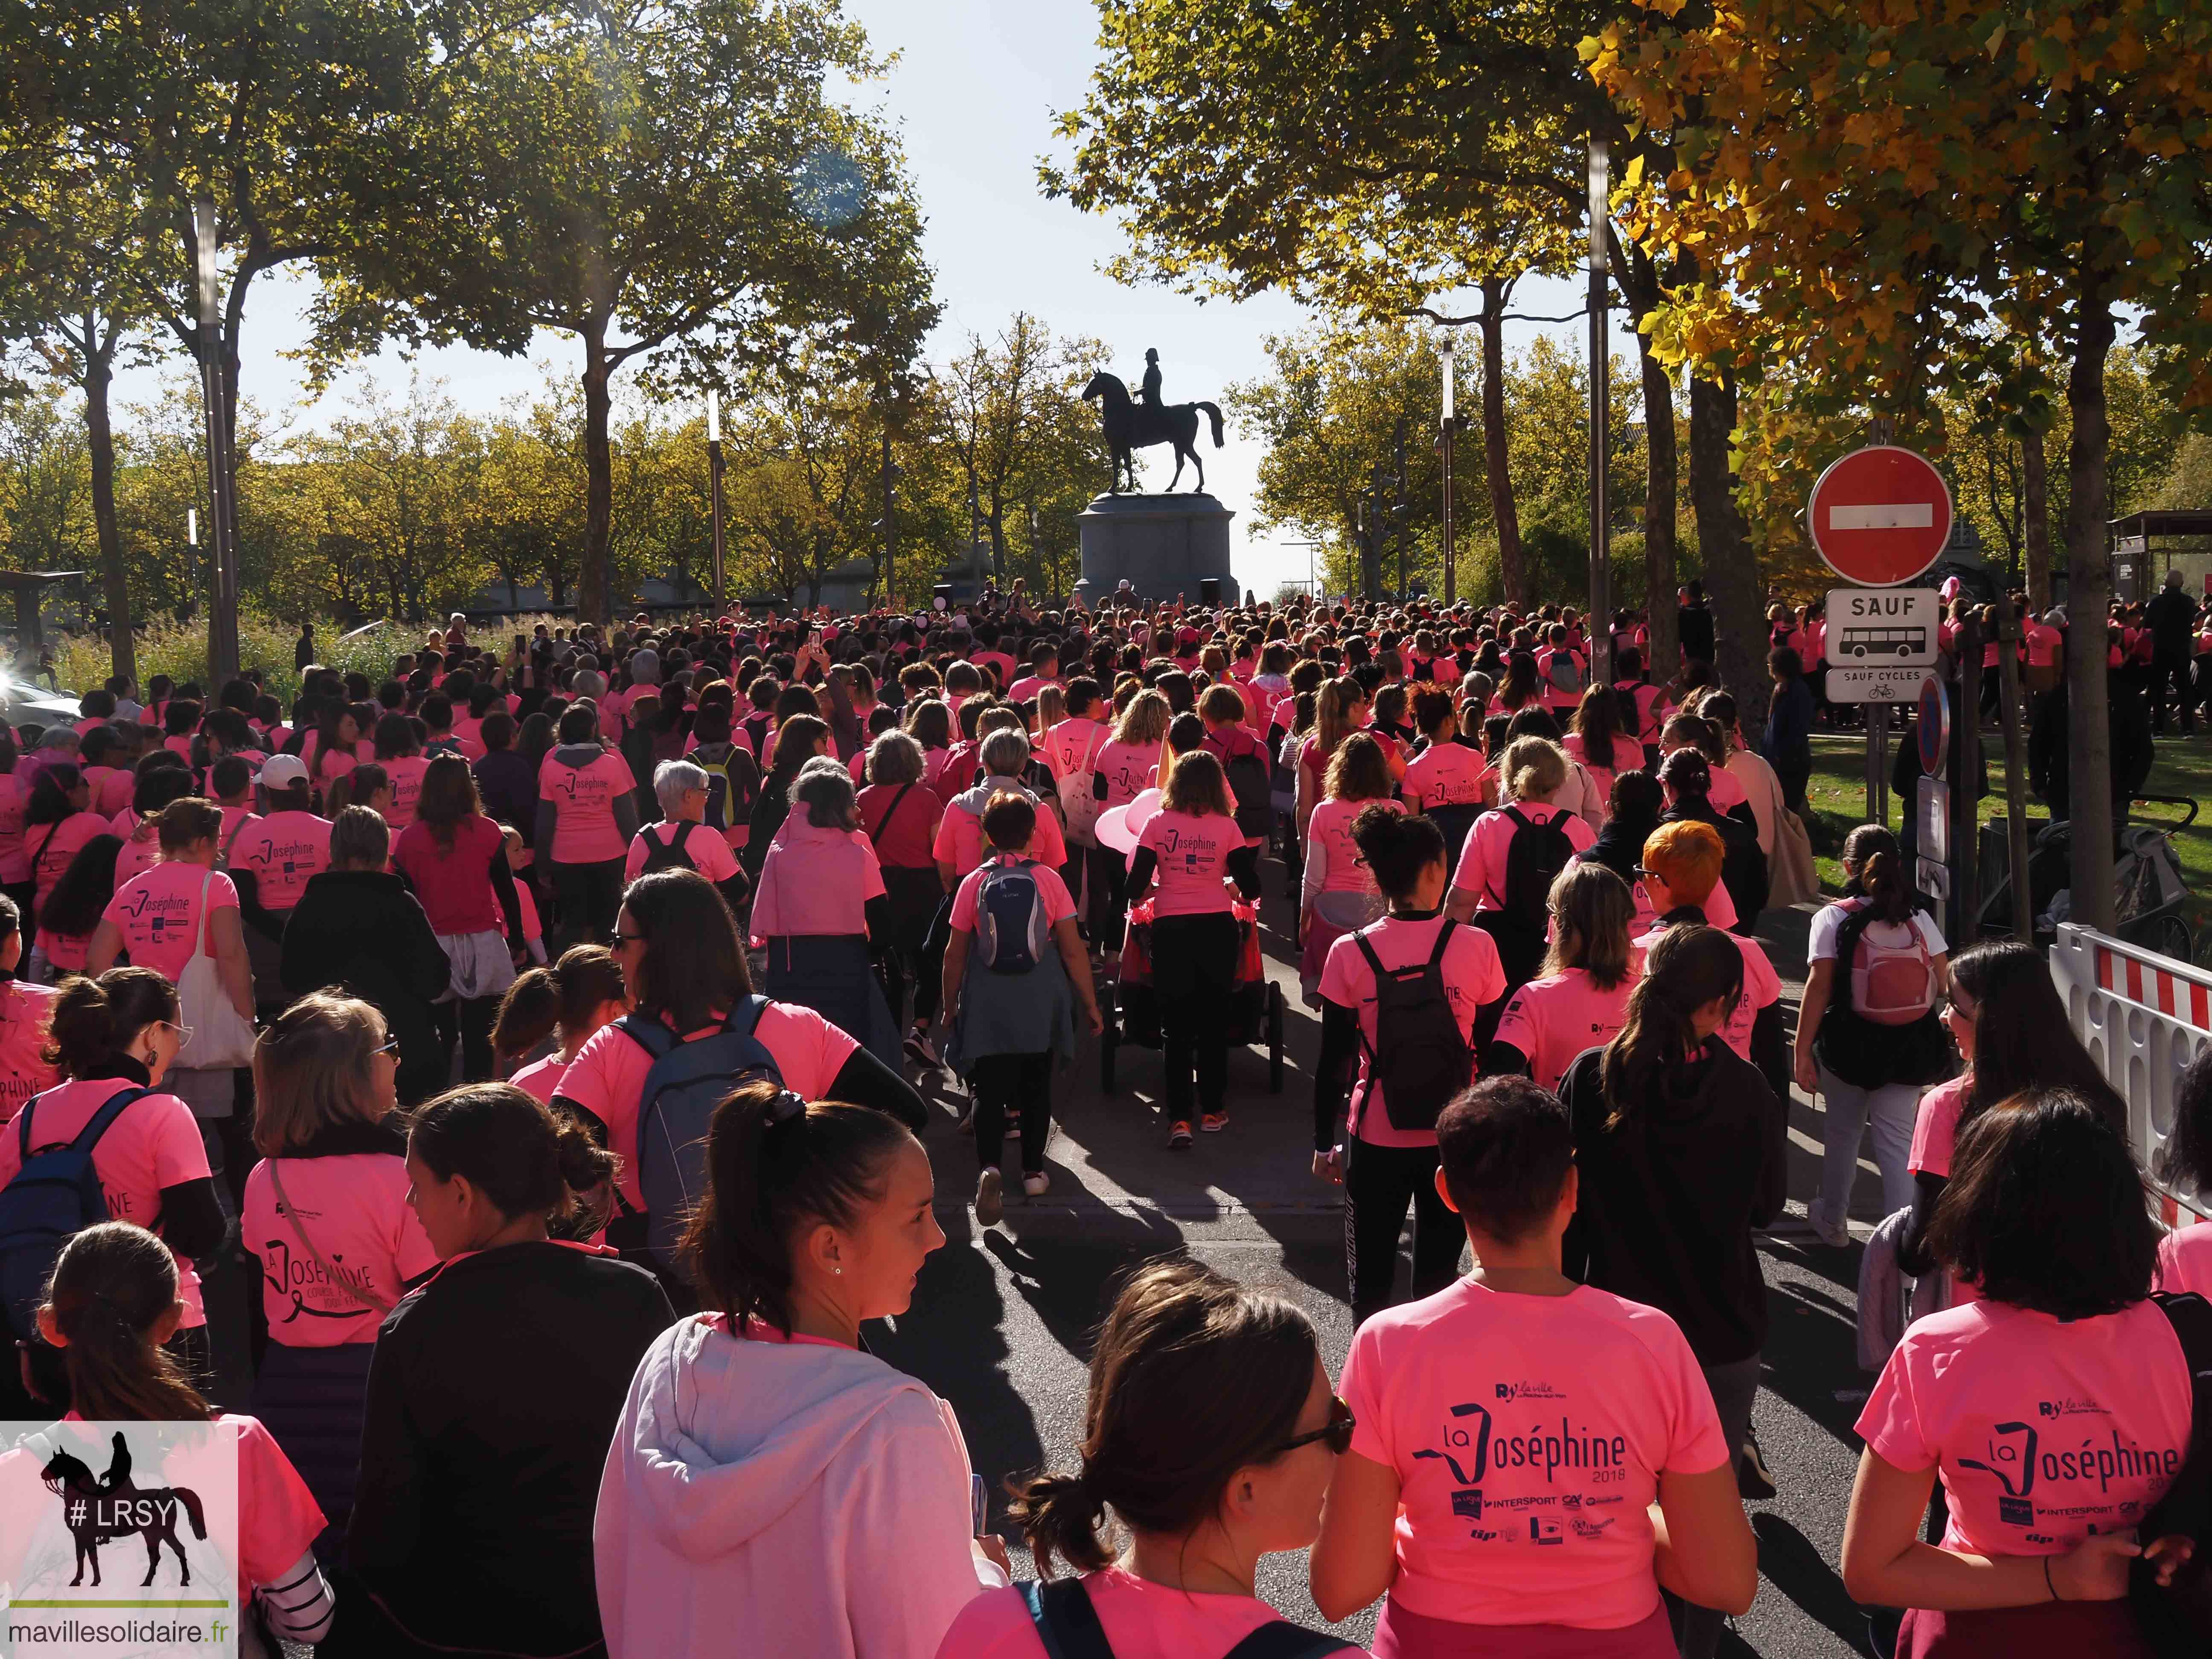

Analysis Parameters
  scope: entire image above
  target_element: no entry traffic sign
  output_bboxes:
[1809,445,1953,586]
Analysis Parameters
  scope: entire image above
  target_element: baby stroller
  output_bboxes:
[1979,797,2194,958]
[1102,897,1286,1094]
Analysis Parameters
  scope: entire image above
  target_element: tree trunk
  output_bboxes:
[1688,369,1771,735]
[1478,279,1524,606]
[2064,292,2116,934]
[579,326,615,626]
[81,329,135,687]
[2023,430,2054,615]
[1636,329,1680,681]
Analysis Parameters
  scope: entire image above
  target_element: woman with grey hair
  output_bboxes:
[749,758,901,1069]
[934,727,1068,886]
[860,730,949,1058]
[622,758,748,911]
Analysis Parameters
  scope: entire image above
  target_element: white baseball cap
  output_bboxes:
[259,753,309,790]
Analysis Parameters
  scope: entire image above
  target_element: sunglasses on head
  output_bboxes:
[1274,1395,1356,1457]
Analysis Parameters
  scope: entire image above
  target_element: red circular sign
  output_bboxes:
[1808,445,1953,586]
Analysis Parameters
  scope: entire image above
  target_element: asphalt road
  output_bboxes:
[869,883,1890,1658]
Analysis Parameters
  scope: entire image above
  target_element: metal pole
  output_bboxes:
[1440,334,1457,605]
[1586,140,1612,687]
[1953,612,1984,947]
[1993,591,2034,940]
[705,392,727,619]
[1867,702,1889,828]
[192,197,239,686]
[881,424,896,608]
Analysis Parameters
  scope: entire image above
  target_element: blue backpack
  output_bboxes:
[0,1086,150,1339]
[973,859,1048,974]
[623,1000,783,1269]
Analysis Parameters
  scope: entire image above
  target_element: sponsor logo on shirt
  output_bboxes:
[1495,1381,1565,1403]
[1418,1397,1631,1487]
[2037,1396,2109,1419]
[1959,1419,2184,1525]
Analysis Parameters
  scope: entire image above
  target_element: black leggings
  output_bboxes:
[431,995,498,1085]
[550,857,624,949]
[1151,911,1240,1119]
[1085,844,1129,952]
[1344,1136,1463,1324]
[970,1051,1052,1173]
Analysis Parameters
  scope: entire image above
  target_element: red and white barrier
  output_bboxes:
[2050,923,2212,1225]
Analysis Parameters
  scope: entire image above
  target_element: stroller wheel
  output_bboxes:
[1267,981,1286,1094]
[2139,911,2193,963]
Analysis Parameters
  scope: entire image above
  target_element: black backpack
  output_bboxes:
[1354,920,1473,1133]
[1217,738,1273,841]
[640,820,701,876]
[1498,805,1577,935]
[1023,1578,1353,1659]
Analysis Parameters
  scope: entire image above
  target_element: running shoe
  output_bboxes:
[1167,1120,1194,1149]
[1808,1207,1853,1249]
[1200,1112,1229,1133]
[1022,1172,1050,1198]
[905,1028,944,1068]
[974,1167,1004,1226]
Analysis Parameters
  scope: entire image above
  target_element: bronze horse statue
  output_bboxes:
[1081,372,1225,495]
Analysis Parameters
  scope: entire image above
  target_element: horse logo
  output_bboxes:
[1081,370,1226,494]
[39,1433,209,1586]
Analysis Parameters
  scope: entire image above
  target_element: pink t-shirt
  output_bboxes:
[2025,623,2063,667]
[932,789,1066,880]
[1615,682,1668,742]
[1092,739,1160,810]
[1038,717,1109,788]
[2155,1220,2212,1295]
[381,754,431,830]
[1318,916,1505,1148]
[1856,1298,2190,1559]
[1452,803,1597,911]
[83,764,134,817]
[35,927,90,975]
[1135,808,1241,916]
[1339,1278,1727,1630]
[243,1149,438,1345]
[509,1052,569,1105]
[0,981,61,1120]
[0,771,29,882]
[1635,919,1779,1062]
[0,1078,210,1324]
[1494,968,1638,1092]
[936,1566,1369,1659]
[113,815,161,887]
[231,810,333,912]
[1008,674,1059,704]
[32,811,108,905]
[623,820,742,887]
[538,748,637,863]
[948,856,1077,931]
[1305,795,1402,898]
[1404,739,1491,812]
[751,816,888,940]
[102,864,239,982]
[555,1001,858,1209]
[1909,1073,1972,1177]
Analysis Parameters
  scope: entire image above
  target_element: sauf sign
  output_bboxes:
[1827,586,1939,701]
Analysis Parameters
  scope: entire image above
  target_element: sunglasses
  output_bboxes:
[1274,1396,1356,1457]
[371,1036,402,1058]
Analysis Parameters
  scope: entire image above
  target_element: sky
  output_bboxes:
[109,0,1614,598]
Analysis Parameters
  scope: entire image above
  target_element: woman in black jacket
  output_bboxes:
[279,806,451,1104]
[331,1083,672,1659]
[1557,923,1784,1659]
[1656,748,1768,934]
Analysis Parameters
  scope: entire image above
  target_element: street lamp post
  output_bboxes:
[191,197,239,685]
[1439,332,1458,605]
[705,391,728,618]
[1586,140,1613,687]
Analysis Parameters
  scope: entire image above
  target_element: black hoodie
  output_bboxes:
[279,870,451,1099]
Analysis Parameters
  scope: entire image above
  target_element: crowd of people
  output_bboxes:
[0,579,2204,1659]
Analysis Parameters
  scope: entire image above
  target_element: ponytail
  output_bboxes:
[1600,925,1743,1128]
[1842,824,1910,924]
[492,945,625,1064]
[44,968,179,1078]
[42,1222,213,1421]
[682,1081,912,1336]
[407,1083,617,1240]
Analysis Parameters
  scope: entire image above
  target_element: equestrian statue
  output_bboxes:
[1082,348,1226,494]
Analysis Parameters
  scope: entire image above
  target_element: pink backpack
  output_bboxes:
[1844,903,1938,1025]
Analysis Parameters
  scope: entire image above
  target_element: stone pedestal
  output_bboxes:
[1074,492,1236,605]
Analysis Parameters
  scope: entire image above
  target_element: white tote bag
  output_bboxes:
[175,869,259,1071]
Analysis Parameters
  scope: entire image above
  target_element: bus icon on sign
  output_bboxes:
[1839,624,1928,661]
